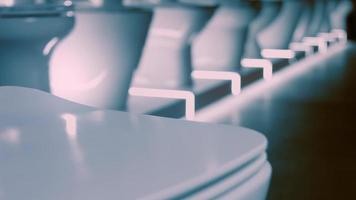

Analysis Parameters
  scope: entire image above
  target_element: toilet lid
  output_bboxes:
[186,153,268,199]
[0,86,267,200]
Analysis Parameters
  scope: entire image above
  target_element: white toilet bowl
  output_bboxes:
[257,0,303,50]
[292,0,314,43]
[330,0,353,30]
[132,0,213,89]
[50,0,152,110]
[318,0,332,33]
[244,0,281,58]
[193,0,256,72]
[0,0,74,91]
[304,0,327,37]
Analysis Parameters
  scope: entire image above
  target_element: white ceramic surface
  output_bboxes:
[318,0,332,33]
[243,0,281,58]
[305,0,327,37]
[292,0,314,42]
[0,86,268,200]
[132,5,213,89]
[330,0,353,30]
[50,9,152,110]
[257,0,303,49]
[193,1,256,71]
[187,153,269,199]
[218,162,272,200]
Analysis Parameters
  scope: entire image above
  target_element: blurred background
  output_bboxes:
[0,0,356,199]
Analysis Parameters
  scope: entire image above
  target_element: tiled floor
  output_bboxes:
[223,43,356,199]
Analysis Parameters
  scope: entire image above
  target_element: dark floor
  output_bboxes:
[224,43,356,199]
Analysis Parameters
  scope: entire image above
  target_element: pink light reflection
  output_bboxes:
[303,37,328,53]
[261,49,296,59]
[193,43,348,122]
[289,42,313,56]
[61,113,89,178]
[192,70,241,95]
[241,58,273,81]
[129,87,195,120]
[0,128,20,145]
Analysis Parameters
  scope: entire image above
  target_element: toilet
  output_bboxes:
[304,0,327,37]
[243,0,303,58]
[292,0,342,53]
[127,0,217,119]
[257,0,303,50]
[330,0,353,31]
[239,0,302,79]
[0,0,74,91]
[244,0,281,59]
[50,0,152,110]
[132,0,214,89]
[129,0,258,118]
[0,1,274,197]
[318,0,332,34]
[292,0,314,43]
[327,0,352,44]
[193,0,257,72]
[0,86,271,200]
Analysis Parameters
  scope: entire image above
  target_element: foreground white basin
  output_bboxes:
[0,86,269,200]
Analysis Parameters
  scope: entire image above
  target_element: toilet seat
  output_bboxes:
[182,153,269,199]
[0,86,270,200]
[217,162,272,200]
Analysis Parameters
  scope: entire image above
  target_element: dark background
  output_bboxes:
[347,0,356,40]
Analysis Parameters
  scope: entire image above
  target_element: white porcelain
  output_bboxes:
[330,0,353,30]
[319,0,332,33]
[187,153,270,200]
[193,1,256,71]
[243,0,281,58]
[0,3,74,91]
[218,162,272,200]
[0,86,269,200]
[257,0,303,49]
[305,0,327,37]
[132,4,213,89]
[292,0,314,42]
[50,1,152,110]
